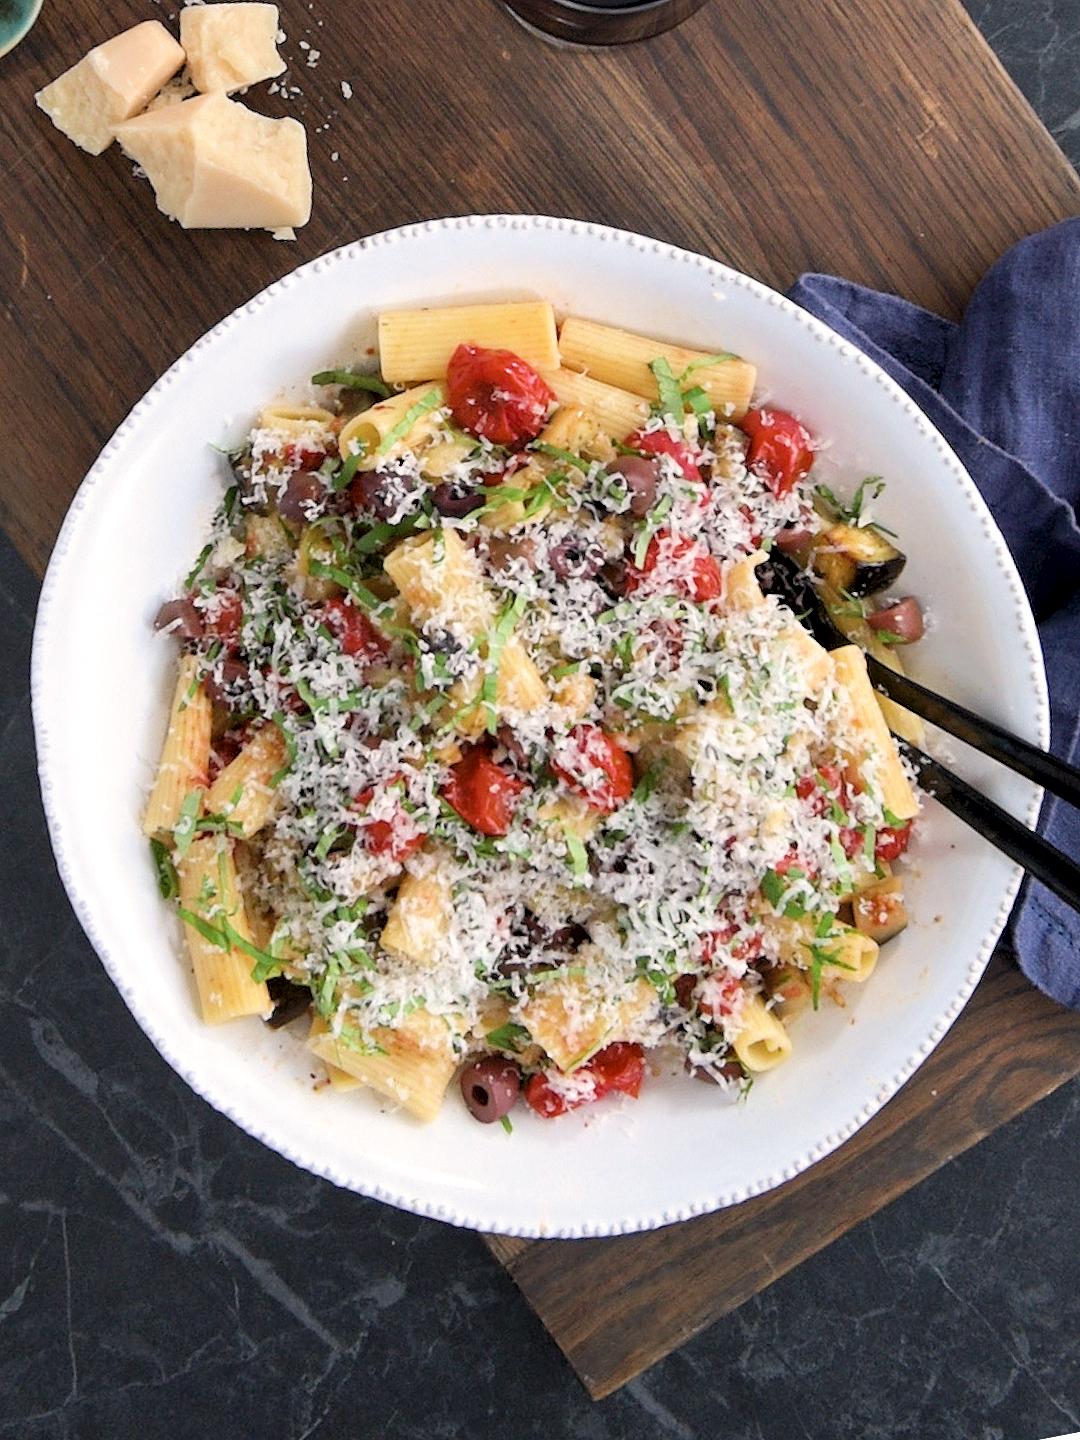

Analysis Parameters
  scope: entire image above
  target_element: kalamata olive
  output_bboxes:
[460,1057,522,1123]
[687,1057,745,1085]
[486,535,538,571]
[674,973,697,1010]
[277,470,326,525]
[549,538,603,581]
[204,658,249,707]
[547,922,589,953]
[774,525,814,556]
[430,481,484,518]
[153,598,204,640]
[496,724,529,771]
[350,470,407,520]
[867,595,925,643]
[599,558,628,598]
[605,456,661,517]
[266,977,312,1029]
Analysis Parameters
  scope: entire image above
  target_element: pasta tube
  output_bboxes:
[338,383,447,471]
[830,645,919,821]
[308,1007,457,1123]
[378,300,559,383]
[205,724,288,837]
[540,368,650,441]
[731,993,792,1071]
[143,654,211,837]
[558,317,756,420]
[177,836,270,1024]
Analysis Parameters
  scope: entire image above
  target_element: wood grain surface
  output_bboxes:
[3,0,1079,1403]
[2,0,1079,579]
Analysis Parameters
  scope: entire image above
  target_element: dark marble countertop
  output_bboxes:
[4,7,1080,1435]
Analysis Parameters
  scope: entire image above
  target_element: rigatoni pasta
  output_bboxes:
[146,298,925,1126]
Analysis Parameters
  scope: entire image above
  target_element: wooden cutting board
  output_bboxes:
[3,0,1079,1402]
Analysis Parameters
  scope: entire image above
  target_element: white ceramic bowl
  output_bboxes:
[32,216,1048,1237]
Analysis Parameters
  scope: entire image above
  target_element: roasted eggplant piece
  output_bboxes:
[851,876,909,944]
[812,523,906,596]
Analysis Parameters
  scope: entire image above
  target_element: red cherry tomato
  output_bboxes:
[446,344,555,446]
[875,821,913,862]
[699,920,763,967]
[739,408,814,497]
[201,588,243,644]
[323,597,389,665]
[551,724,633,814]
[353,781,425,863]
[697,972,745,1021]
[795,763,846,816]
[524,1042,645,1118]
[442,747,526,837]
[624,531,722,603]
[839,826,864,860]
[625,428,702,483]
[283,443,329,472]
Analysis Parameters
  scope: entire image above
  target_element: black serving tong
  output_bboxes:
[759,550,1080,913]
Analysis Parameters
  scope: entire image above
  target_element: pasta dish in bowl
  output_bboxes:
[145,301,923,1130]
[33,218,1045,1234]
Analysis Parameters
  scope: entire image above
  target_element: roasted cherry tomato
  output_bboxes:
[625,428,702,483]
[201,588,243,644]
[551,724,633,814]
[283,442,330,472]
[739,407,814,497]
[442,746,526,837]
[446,344,555,446]
[875,821,913,863]
[353,781,425,863]
[323,596,389,665]
[795,763,846,817]
[524,1042,646,1118]
[698,920,763,967]
[697,972,745,1021]
[624,531,722,603]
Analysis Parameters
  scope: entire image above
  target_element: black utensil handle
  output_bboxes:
[901,742,1080,914]
[868,655,1080,809]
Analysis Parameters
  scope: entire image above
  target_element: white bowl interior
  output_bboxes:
[33,217,1047,1236]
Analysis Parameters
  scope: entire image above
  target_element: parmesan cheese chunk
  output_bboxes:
[35,21,185,156]
[180,3,286,94]
[115,93,312,231]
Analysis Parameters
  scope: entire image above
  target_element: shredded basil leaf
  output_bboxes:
[377,388,442,455]
[565,832,589,880]
[531,442,590,472]
[311,369,392,396]
[485,1021,530,1053]
[307,558,380,610]
[679,352,739,380]
[172,790,202,859]
[649,356,685,419]
[178,906,229,950]
[183,543,213,592]
[149,838,179,900]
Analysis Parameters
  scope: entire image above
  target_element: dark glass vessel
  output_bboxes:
[504,0,710,46]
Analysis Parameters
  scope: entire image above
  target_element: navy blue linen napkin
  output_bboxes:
[788,218,1080,1010]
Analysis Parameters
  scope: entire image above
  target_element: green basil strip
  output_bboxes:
[178,907,229,950]
[311,369,392,397]
[649,356,685,419]
[149,838,179,900]
[377,388,443,455]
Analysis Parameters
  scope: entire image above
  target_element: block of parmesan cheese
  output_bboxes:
[115,93,311,231]
[35,21,186,156]
[180,3,285,94]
